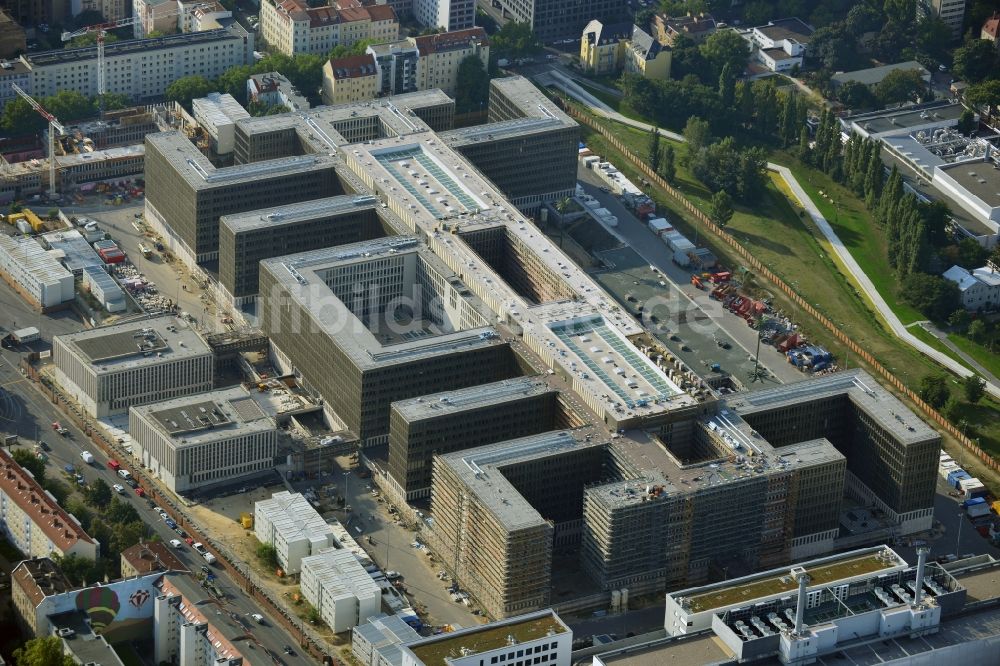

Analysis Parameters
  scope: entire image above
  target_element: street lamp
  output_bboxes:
[343,471,350,510]
[955,512,963,558]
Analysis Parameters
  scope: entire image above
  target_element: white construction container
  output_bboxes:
[648,218,670,235]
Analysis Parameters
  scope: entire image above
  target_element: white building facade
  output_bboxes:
[0,235,74,309]
[254,491,337,574]
[943,265,1000,310]
[301,548,381,633]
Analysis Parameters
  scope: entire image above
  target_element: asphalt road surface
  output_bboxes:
[0,344,304,662]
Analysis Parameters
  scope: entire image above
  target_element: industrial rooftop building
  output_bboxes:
[300,547,381,633]
[0,234,74,309]
[254,490,337,574]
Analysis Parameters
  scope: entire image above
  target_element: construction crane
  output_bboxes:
[11,83,65,200]
[60,5,208,103]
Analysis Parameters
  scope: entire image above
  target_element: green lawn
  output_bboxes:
[909,325,967,366]
[775,159,926,326]
[948,333,1000,379]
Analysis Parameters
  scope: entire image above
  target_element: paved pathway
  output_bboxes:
[539,70,1000,399]
[771,164,1000,400]
[919,322,1000,387]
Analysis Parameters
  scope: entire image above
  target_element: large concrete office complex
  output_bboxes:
[440,77,578,212]
[13,25,253,101]
[128,385,280,494]
[387,377,563,500]
[218,194,391,304]
[54,315,214,418]
[260,236,517,443]
[429,371,937,619]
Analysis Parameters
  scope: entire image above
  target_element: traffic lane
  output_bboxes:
[0,369,303,657]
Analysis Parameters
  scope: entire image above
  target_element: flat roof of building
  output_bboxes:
[846,101,965,136]
[0,234,73,287]
[672,546,906,614]
[146,131,338,190]
[134,385,276,446]
[56,314,211,372]
[489,75,576,124]
[753,17,814,43]
[831,61,929,87]
[954,565,1000,602]
[391,376,557,421]
[726,369,938,446]
[260,236,501,370]
[191,92,251,129]
[43,229,104,274]
[939,159,1000,208]
[438,430,606,531]
[596,633,734,666]
[24,25,247,67]
[301,548,381,601]
[439,117,569,146]
[405,610,568,666]
[220,194,379,233]
[51,611,126,666]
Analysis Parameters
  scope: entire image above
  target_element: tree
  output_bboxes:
[699,29,750,78]
[845,3,882,37]
[165,75,214,109]
[709,190,734,227]
[68,32,119,48]
[1,98,47,135]
[957,108,977,135]
[11,448,46,482]
[808,25,856,71]
[837,80,875,110]
[51,553,102,587]
[491,22,540,59]
[648,128,661,174]
[454,55,489,113]
[109,520,146,555]
[13,636,75,666]
[682,116,712,155]
[873,69,928,106]
[968,319,987,343]
[948,308,971,332]
[965,80,1000,109]
[718,62,735,107]
[105,496,141,525]
[257,542,279,569]
[43,91,95,123]
[956,237,989,268]
[66,498,92,530]
[899,272,961,321]
[98,92,132,112]
[918,375,950,408]
[962,374,986,404]
[952,39,1000,84]
[84,478,112,509]
[915,17,953,62]
[659,144,676,182]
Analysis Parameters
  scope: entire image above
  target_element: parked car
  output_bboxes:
[251,613,265,624]
[107,459,121,471]
[113,483,126,494]
[169,539,183,548]
[135,486,145,497]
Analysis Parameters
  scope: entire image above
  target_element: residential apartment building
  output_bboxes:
[492,0,623,42]
[155,575,251,665]
[0,58,31,109]
[943,264,1000,310]
[1,0,68,30]
[248,70,310,112]
[300,548,381,632]
[367,40,419,96]
[983,11,1000,43]
[133,0,182,37]
[412,0,474,32]
[651,12,716,46]
[322,53,379,105]
[0,449,98,562]
[919,0,966,40]
[358,28,488,98]
[19,25,254,101]
[580,20,670,79]
[129,386,280,494]
[120,541,187,578]
[387,378,561,501]
[53,315,214,418]
[411,27,487,96]
[254,491,337,574]
[259,0,398,57]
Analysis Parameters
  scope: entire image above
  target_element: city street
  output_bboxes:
[0,343,304,661]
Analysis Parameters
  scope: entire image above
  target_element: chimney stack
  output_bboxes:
[913,547,929,606]
[794,571,810,635]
